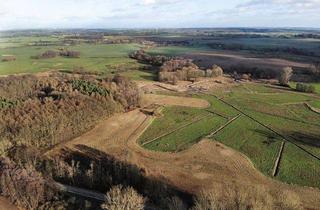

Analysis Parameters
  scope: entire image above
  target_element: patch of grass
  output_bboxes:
[0,43,142,75]
[277,142,320,188]
[145,115,226,152]
[139,106,208,144]
[213,115,283,175]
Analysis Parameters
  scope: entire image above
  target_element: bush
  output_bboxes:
[296,83,316,93]
[211,65,224,77]
[33,50,57,59]
[59,50,80,58]
[1,55,16,62]
[101,185,145,210]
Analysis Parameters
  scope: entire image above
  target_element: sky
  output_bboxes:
[0,0,320,30]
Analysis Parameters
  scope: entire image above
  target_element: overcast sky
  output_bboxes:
[0,0,319,30]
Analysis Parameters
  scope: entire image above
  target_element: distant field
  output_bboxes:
[139,83,320,188]
[0,42,142,75]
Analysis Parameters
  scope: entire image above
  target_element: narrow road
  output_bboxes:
[54,182,106,201]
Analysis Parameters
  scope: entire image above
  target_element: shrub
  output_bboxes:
[192,185,274,210]
[279,67,293,86]
[296,83,316,93]
[101,185,145,210]
[33,50,57,59]
[211,65,224,77]
[1,55,16,62]
[59,50,80,58]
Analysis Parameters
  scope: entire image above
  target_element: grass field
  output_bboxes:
[144,114,226,152]
[139,106,209,144]
[139,83,320,188]
[213,115,283,175]
[0,43,142,75]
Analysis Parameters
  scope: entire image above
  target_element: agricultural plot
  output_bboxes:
[144,114,226,152]
[213,115,283,175]
[211,84,320,188]
[139,106,208,144]
[277,142,320,188]
[0,36,144,76]
[143,83,320,188]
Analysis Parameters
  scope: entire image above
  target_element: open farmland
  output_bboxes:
[138,83,320,189]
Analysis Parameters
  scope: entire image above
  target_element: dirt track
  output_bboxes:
[47,96,320,209]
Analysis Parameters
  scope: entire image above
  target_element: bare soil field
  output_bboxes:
[142,94,210,108]
[47,96,320,209]
[138,76,235,93]
[0,197,19,210]
[185,52,310,70]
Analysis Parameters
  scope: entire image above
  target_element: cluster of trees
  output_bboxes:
[159,59,223,84]
[0,74,141,154]
[208,43,317,57]
[58,49,81,58]
[296,83,316,93]
[0,157,58,210]
[32,50,57,59]
[129,50,170,66]
[1,55,16,62]
[32,49,81,59]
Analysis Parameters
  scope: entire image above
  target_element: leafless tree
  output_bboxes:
[279,67,293,86]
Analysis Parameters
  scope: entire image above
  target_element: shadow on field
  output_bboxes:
[288,132,320,148]
[253,129,320,160]
[252,129,280,145]
[50,145,193,208]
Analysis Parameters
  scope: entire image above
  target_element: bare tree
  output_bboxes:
[311,61,320,77]
[101,185,145,210]
[279,67,293,86]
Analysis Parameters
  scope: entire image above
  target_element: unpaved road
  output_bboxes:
[47,96,320,209]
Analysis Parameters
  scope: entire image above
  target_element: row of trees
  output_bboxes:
[32,49,81,59]
[129,49,171,66]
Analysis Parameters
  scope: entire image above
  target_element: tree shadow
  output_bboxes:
[47,145,193,208]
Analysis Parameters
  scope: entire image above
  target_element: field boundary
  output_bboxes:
[242,107,320,127]
[207,114,241,138]
[213,95,320,161]
[305,103,320,114]
[141,113,212,146]
[272,141,285,177]
[205,109,229,119]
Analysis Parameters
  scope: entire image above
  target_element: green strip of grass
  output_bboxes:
[213,115,283,175]
[139,106,208,144]
[277,142,320,188]
[144,115,226,152]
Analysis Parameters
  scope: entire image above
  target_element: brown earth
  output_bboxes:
[137,76,235,94]
[46,95,320,209]
[0,197,19,210]
[142,94,210,108]
[184,52,311,74]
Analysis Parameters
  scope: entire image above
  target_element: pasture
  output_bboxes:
[0,36,151,79]
[139,83,320,188]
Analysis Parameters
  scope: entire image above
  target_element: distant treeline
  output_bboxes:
[207,43,318,57]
